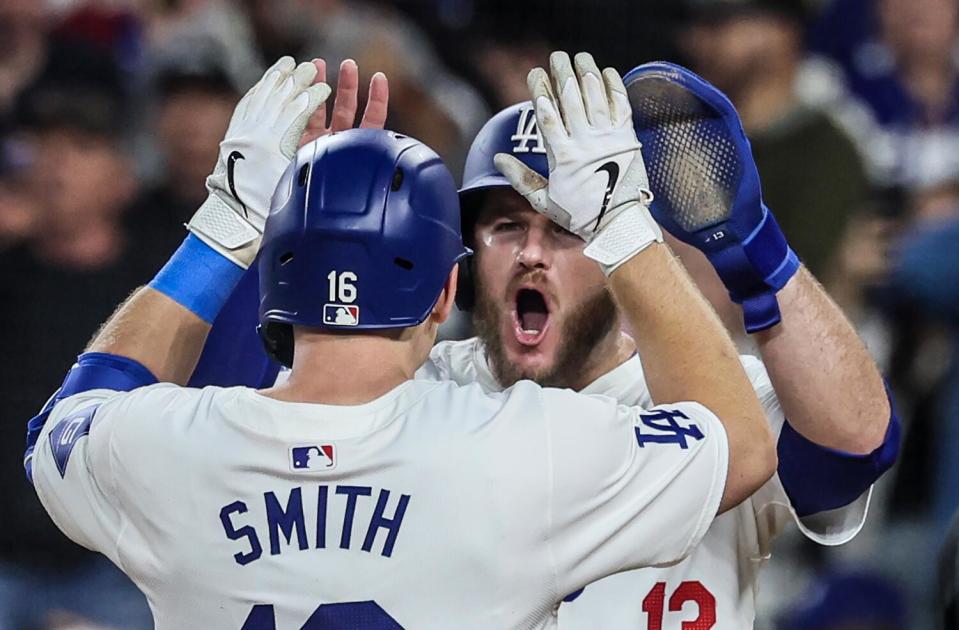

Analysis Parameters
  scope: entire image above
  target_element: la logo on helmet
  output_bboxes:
[510,106,546,154]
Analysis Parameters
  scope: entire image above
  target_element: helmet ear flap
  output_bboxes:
[455,256,475,311]
[258,322,294,369]
[454,189,484,312]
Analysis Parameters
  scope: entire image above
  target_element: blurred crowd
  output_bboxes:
[1,0,959,628]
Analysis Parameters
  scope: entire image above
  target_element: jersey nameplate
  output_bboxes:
[220,484,412,566]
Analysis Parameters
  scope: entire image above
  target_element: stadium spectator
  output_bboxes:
[887,212,959,530]
[826,167,959,626]
[145,0,487,173]
[850,0,959,130]
[0,79,152,630]
[681,0,870,283]
[0,166,39,251]
[287,0,488,173]
[472,37,553,109]
[942,509,959,629]
[0,0,50,135]
[130,41,240,269]
[0,1,129,252]
[814,0,959,187]
[776,569,907,630]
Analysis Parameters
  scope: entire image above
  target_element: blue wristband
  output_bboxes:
[149,234,246,324]
[706,206,800,333]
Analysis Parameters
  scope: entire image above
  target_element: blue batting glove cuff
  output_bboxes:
[704,204,799,333]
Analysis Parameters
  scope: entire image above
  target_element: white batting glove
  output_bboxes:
[494,51,662,275]
[187,57,332,268]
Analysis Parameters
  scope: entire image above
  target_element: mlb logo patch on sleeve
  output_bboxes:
[289,444,336,472]
[48,405,98,478]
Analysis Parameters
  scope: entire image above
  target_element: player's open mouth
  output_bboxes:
[512,288,551,346]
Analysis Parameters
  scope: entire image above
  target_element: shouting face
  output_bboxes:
[471,188,620,389]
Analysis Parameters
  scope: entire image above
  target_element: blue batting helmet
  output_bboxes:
[456,102,549,309]
[258,129,470,367]
[460,101,549,197]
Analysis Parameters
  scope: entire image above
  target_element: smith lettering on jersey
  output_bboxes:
[32,374,728,629]
[219,483,410,565]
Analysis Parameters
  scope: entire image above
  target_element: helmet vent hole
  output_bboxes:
[394,257,414,271]
[391,168,404,191]
[297,164,310,187]
[279,252,294,265]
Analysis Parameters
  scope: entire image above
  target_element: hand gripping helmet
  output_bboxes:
[258,129,471,367]
[456,101,549,310]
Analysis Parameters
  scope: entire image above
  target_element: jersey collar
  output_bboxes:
[473,332,652,403]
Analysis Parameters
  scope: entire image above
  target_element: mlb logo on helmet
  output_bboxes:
[290,444,336,472]
[323,304,359,326]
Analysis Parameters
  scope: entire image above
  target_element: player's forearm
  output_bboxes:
[753,266,890,454]
[610,243,776,508]
[83,233,247,384]
[86,286,211,384]
[611,244,757,413]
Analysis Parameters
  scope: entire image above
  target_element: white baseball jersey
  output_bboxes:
[33,376,729,629]
[418,336,872,630]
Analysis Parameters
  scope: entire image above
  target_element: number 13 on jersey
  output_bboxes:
[642,581,716,630]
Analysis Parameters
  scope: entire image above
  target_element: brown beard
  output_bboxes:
[473,271,618,389]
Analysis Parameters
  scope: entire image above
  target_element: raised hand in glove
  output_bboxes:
[494,51,663,275]
[187,56,331,268]
[623,61,800,332]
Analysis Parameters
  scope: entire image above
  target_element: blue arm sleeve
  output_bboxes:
[188,263,280,389]
[777,388,901,518]
[891,219,959,320]
[24,353,158,482]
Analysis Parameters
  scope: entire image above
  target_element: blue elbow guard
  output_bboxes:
[24,353,158,482]
[54,352,158,397]
[778,391,901,518]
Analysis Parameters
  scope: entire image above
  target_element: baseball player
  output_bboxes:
[419,53,900,628]
[25,56,776,629]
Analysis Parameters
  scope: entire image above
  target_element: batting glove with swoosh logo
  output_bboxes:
[187,56,332,268]
[494,51,663,275]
